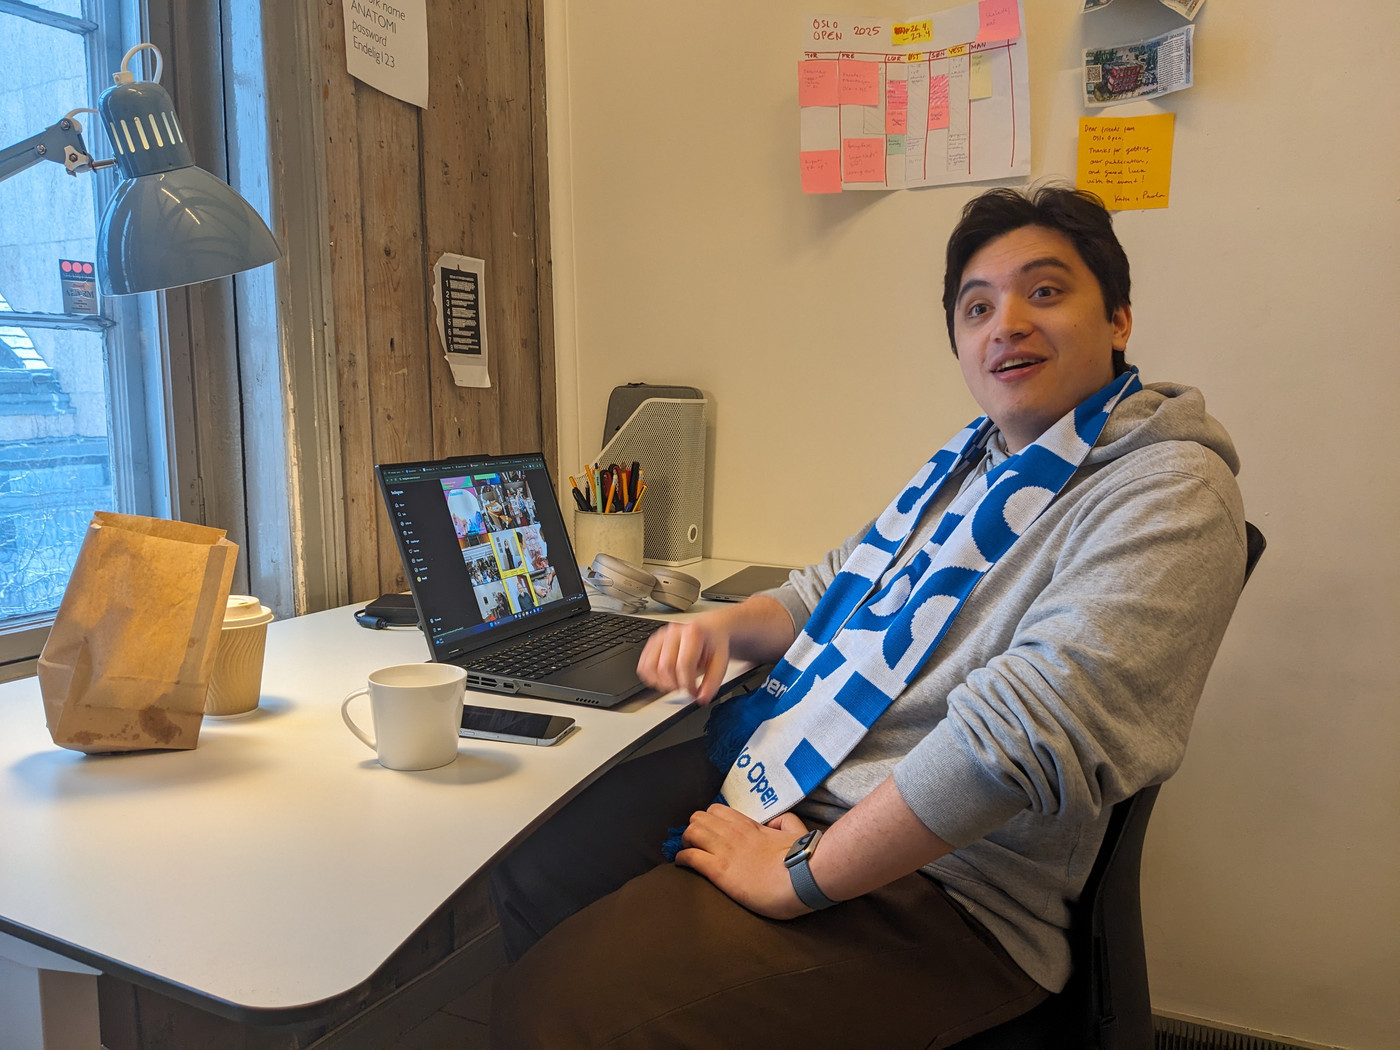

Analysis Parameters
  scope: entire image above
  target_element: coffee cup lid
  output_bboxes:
[225,594,274,626]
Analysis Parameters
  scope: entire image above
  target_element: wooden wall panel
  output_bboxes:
[421,0,498,460]
[318,0,556,604]
[319,0,376,602]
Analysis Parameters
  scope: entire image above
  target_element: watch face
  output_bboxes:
[784,829,818,865]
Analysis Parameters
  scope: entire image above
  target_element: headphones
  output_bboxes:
[584,553,701,612]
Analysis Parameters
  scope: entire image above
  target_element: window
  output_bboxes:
[1,3,349,680]
[0,0,169,674]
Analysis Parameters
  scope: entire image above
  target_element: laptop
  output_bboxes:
[701,564,795,603]
[376,452,663,707]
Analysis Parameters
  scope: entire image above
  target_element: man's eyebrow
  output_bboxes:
[956,256,1075,304]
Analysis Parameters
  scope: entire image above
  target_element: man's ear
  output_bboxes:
[1111,304,1133,351]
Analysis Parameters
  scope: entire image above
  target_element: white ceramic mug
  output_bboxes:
[341,663,466,770]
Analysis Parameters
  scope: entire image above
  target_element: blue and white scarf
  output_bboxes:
[665,369,1140,854]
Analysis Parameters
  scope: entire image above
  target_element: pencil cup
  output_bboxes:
[573,510,645,568]
[204,595,274,717]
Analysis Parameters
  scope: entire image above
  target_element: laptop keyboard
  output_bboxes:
[468,613,663,679]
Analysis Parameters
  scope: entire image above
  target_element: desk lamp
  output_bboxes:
[0,43,279,295]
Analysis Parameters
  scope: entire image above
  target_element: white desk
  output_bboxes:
[0,559,759,1043]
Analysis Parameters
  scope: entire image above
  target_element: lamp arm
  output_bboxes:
[0,117,100,184]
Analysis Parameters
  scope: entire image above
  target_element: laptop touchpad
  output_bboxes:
[550,647,639,687]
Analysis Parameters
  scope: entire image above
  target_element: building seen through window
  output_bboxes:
[0,2,165,642]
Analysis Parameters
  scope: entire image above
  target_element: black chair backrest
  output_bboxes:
[1079,784,1160,1049]
[955,522,1267,1050]
[1243,521,1266,588]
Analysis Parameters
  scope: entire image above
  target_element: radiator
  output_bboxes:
[1154,1015,1346,1050]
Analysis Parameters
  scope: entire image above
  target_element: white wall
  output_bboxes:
[546,2,1400,1046]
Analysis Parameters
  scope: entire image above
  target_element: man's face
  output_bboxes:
[951,225,1131,452]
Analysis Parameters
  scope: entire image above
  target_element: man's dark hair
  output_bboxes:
[942,185,1131,374]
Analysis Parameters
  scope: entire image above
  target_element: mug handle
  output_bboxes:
[341,688,376,751]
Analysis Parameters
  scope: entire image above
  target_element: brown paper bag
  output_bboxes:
[37,512,238,754]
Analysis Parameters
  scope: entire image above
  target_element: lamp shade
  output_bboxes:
[95,75,279,295]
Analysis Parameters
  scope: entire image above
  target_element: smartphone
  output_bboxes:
[459,705,576,746]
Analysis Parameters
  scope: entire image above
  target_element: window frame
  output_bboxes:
[0,0,168,677]
[1,0,348,682]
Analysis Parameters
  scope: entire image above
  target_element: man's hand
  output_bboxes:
[674,804,813,919]
[636,595,797,703]
[636,619,732,703]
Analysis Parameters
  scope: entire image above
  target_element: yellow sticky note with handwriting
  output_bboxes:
[892,19,933,46]
[1076,114,1175,210]
[969,53,993,99]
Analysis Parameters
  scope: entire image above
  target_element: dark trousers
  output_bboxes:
[489,738,1044,1049]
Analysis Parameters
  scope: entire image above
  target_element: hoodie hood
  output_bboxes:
[979,380,1240,478]
[1086,380,1240,476]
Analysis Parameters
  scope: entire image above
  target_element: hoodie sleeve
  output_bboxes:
[758,521,875,637]
[892,457,1247,848]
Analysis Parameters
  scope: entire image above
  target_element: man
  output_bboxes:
[489,186,1247,1047]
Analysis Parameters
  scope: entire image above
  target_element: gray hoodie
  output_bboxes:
[767,382,1248,991]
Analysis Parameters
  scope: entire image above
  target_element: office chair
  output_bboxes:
[954,522,1266,1050]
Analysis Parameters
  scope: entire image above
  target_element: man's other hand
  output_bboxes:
[675,804,812,919]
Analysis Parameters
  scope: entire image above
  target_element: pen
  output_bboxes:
[569,476,590,512]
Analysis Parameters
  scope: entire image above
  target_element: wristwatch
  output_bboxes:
[783,828,839,911]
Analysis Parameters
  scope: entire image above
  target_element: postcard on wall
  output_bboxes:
[342,0,429,108]
[798,1,1031,193]
[1158,0,1207,19]
[1083,0,1207,16]
[1083,26,1193,107]
[433,254,491,388]
[1076,114,1175,210]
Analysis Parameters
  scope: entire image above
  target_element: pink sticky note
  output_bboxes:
[800,150,843,194]
[886,80,909,134]
[838,60,881,106]
[841,138,885,183]
[976,0,1021,43]
[928,74,950,130]
[798,60,839,107]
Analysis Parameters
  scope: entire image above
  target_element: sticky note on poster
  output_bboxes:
[928,74,950,129]
[800,150,842,193]
[969,53,993,100]
[892,19,933,46]
[798,60,839,107]
[842,138,885,182]
[976,0,1021,42]
[342,0,429,107]
[886,79,909,133]
[1076,114,1174,210]
[838,60,881,105]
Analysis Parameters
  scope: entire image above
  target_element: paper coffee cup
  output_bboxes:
[205,595,274,717]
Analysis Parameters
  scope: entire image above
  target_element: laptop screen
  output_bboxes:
[376,453,589,662]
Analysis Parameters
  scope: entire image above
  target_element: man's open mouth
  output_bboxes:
[993,357,1040,373]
